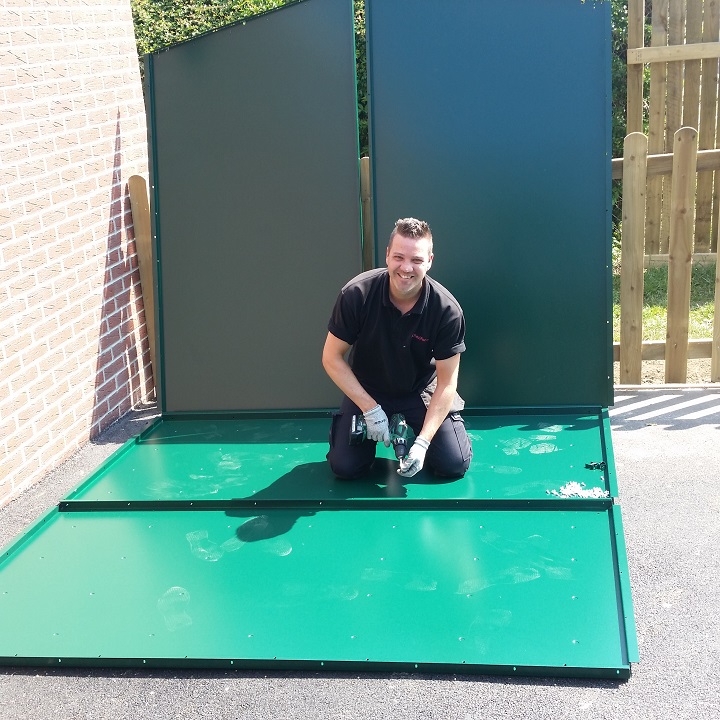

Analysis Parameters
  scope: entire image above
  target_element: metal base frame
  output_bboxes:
[0,410,638,677]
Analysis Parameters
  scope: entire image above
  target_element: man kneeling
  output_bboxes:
[322,218,472,479]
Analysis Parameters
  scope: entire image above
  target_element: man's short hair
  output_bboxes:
[388,218,433,250]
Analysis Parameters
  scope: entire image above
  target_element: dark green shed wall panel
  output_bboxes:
[366,0,613,408]
[147,0,361,412]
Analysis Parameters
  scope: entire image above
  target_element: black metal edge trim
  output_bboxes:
[58,498,614,513]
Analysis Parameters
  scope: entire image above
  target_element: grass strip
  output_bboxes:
[612,262,716,342]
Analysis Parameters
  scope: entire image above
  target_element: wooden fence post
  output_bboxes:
[128,175,156,384]
[696,0,720,253]
[627,0,645,135]
[360,156,374,271]
[665,127,698,382]
[712,245,720,382]
[620,133,649,384]
[645,0,669,256]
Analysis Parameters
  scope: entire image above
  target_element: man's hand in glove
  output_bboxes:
[363,404,390,446]
[397,436,430,477]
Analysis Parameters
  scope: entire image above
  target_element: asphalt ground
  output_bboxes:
[1,388,718,720]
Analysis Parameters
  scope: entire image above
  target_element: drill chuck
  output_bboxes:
[389,413,414,459]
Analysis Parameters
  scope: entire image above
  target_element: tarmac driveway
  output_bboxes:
[0,388,718,720]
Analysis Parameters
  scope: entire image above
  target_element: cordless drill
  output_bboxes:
[349,413,416,460]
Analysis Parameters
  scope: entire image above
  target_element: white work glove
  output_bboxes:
[397,437,430,477]
[364,404,391,446]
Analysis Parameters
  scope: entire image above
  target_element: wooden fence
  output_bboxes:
[628,0,720,254]
[613,129,720,383]
[620,1,720,383]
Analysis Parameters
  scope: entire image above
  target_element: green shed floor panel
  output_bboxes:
[64,412,612,505]
[0,507,632,676]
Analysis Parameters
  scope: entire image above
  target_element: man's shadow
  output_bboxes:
[226,459,456,543]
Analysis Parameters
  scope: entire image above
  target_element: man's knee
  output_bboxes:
[426,413,472,478]
[327,409,374,479]
[327,448,373,480]
[428,452,471,478]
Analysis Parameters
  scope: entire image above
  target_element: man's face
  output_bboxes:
[385,233,433,303]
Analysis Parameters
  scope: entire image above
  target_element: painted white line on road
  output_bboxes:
[608,394,682,417]
[629,394,720,421]
[675,403,720,420]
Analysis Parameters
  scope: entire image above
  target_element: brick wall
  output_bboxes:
[1,0,152,508]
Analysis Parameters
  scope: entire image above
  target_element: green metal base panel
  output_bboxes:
[0,413,636,677]
[63,412,614,505]
[0,508,630,676]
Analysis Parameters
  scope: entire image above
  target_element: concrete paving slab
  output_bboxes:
[1,390,718,720]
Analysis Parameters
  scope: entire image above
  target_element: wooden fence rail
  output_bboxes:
[617,129,720,384]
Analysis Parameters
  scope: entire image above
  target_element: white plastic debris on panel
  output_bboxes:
[547,482,609,499]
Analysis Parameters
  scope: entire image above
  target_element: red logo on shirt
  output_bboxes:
[412,334,429,342]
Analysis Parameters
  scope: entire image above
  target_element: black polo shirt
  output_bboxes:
[328,268,466,397]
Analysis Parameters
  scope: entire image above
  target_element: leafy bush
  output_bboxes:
[131,0,291,53]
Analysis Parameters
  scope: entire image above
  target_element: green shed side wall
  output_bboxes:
[367,0,614,408]
[147,0,362,412]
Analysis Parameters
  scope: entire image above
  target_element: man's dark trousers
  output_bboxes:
[327,392,472,480]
